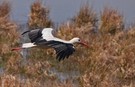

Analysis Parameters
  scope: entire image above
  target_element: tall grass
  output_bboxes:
[0,1,20,71]
[72,3,98,28]
[100,7,124,35]
[0,2,25,87]
[28,0,53,29]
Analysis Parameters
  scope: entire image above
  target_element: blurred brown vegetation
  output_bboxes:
[1,1,135,87]
[0,1,21,73]
[72,3,98,28]
[28,0,53,29]
[100,7,124,35]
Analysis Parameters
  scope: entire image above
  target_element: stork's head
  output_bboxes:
[70,37,89,48]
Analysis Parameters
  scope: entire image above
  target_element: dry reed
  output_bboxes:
[28,0,53,29]
[100,7,124,35]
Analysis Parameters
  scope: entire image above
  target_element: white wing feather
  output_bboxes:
[42,28,55,41]
[42,28,70,43]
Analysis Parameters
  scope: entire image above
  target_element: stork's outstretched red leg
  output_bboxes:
[11,47,22,51]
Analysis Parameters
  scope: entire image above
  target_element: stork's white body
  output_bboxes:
[22,43,36,48]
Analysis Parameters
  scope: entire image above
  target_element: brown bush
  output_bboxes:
[100,7,124,35]
[72,3,98,28]
[0,1,21,74]
[28,0,53,29]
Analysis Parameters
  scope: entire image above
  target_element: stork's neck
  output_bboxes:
[51,37,76,44]
[69,38,77,44]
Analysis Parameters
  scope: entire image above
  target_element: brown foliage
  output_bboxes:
[100,7,124,35]
[72,3,98,28]
[28,0,53,29]
[0,1,20,74]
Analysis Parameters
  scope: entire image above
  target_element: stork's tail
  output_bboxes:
[11,43,36,51]
[21,30,30,35]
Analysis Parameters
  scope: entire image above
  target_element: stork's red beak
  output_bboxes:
[79,40,89,48]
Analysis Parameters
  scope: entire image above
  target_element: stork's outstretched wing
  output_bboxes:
[45,41,75,61]
[22,28,55,43]
[28,29,42,42]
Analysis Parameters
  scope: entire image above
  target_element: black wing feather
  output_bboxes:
[34,38,47,46]
[56,48,65,59]
[67,45,75,58]
[45,40,75,61]
[58,51,65,61]
[28,29,43,42]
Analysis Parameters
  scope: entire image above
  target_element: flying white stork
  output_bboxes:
[12,28,89,61]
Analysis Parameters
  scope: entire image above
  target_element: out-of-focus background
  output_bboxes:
[0,0,135,87]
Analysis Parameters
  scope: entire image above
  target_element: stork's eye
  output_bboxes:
[78,39,81,41]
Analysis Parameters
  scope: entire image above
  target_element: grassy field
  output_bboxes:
[0,1,135,87]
